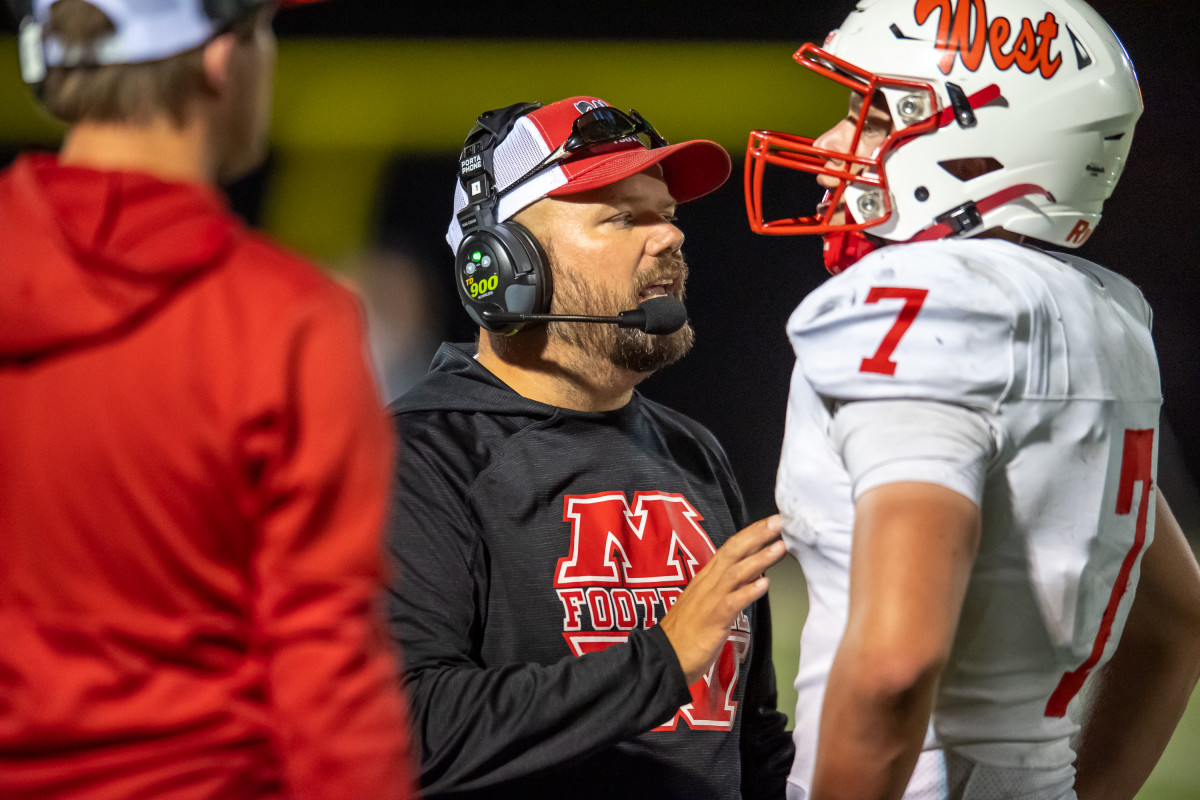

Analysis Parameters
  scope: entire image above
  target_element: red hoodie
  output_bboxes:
[0,154,413,799]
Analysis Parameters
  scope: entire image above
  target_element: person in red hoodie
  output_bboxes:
[0,1,414,798]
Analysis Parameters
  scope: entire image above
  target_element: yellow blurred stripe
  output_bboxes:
[0,38,840,260]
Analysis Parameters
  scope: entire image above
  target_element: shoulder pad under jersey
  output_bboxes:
[789,241,1024,411]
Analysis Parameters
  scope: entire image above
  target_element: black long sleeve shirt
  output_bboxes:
[386,343,793,799]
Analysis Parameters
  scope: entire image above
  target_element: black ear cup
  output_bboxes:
[453,102,552,334]
[455,220,550,334]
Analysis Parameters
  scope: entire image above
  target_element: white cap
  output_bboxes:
[17,0,271,83]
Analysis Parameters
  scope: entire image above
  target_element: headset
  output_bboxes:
[452,100,692,338]
[453,101,553,335]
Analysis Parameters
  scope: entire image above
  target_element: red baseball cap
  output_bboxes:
[447,96,731,251]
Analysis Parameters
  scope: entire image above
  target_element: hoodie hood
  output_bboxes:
[393,343,562,418]
[393,342,648,422]
[0,154,240,359]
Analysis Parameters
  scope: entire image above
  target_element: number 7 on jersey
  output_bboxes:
[859,287,929,376]
[1044,428,1155,717]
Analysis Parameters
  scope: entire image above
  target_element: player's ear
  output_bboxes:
[202,32,236,95]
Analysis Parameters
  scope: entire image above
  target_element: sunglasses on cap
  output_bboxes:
[497,107,669,200]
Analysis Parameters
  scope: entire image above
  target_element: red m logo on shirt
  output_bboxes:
[555,492,716,587]
[554,491,748,731]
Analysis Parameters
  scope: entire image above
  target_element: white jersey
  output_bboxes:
[778,239,1161,800]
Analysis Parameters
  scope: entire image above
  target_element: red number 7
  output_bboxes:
[1044,428,1155,717]
[859,287,929,376]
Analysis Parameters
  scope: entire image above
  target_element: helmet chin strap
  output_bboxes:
[822,229,882,275]
[907,183,1053,242]
[823,183,1053,274]
[819,198,884,275]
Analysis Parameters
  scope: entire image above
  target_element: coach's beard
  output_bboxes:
[548,252,694,375]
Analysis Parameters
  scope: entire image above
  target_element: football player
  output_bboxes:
[743,0,1200,798]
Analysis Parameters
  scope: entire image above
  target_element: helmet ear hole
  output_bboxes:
[938,157,1005,182]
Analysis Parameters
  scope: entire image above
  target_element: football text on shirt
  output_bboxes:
[555,491,751,731]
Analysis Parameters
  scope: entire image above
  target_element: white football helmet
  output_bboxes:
[745,0,1143,272]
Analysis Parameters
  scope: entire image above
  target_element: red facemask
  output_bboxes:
[744,43,943,275]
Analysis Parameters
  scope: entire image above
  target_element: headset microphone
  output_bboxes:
[480,297,688,336]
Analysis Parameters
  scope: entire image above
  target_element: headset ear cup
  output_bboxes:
[501,219,551,314]
[450,101,546,334]
[455,222,550,334]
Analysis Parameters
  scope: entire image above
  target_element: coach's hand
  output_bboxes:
[659,515,786,685]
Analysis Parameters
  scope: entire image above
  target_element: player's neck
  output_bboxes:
[476,334,637,413]
[59,115,213,185]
